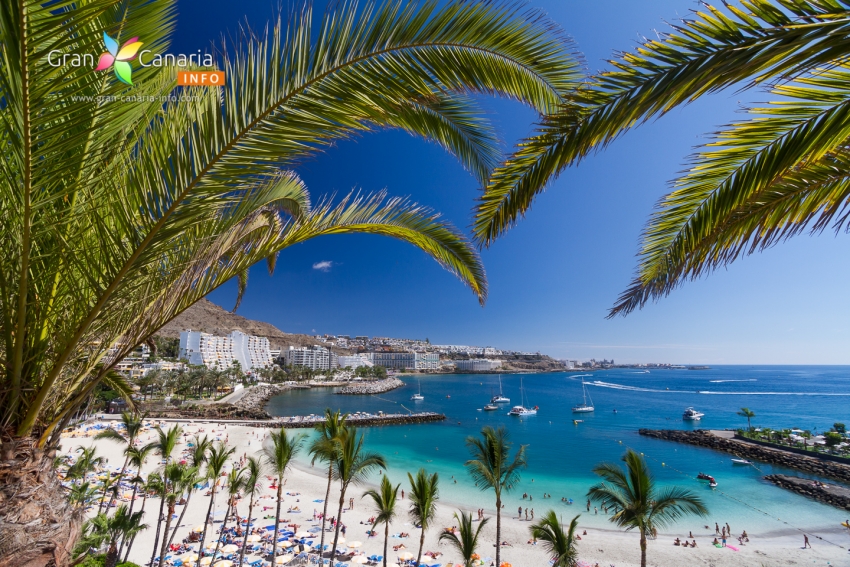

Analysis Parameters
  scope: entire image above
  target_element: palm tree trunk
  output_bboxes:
[272,480,283,560]
[495,495,501,567]
[196,485,218,567]
[118,481,139,557]
[212,498,232,561]
[97,482,110,515]
[416,528,425,567]
[238,494,256,567]
[639,529,647,567]
[148,494,167,567]
[123,490,148,563]
[382,522,389,567]
[107,454,131,513]
[158,500,176,567]
[329,491,346,567]
[104,539,120,567]
[166,490,193,550]
[319,463,333,557]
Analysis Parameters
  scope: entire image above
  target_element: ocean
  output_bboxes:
[265,366,850,537]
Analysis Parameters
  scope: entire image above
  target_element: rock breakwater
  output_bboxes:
[639,429,850,484]
[268,411,445,429]
[765,474,850,511]
[336,377,404,395]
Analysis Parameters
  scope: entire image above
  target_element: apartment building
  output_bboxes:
[179,330,274,372]
[454,358,503,371]
[284,345,338,370]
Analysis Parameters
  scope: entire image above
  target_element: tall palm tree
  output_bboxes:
[2,2,579,562]
[148,426,183,567]
[407,468,439,567]
[123,475,159,563]
[362,475,400,567]
[156,464,197,567]
[465,426,527,567]
[330,428,386,567]
[164,436,212,551]
[439,511,490,567]
[475,1,850,317]
[262,428,305,561]
[196,443,235,567]
[588,449,708,567]
[212,467,247,562]
[75,505,148,567]
[94,412,146,497]
[238,456,264,567]
[310,409,349,556]
[118,444,155,558]
[66,446,104,483]
[530,511,580,567]
[738,408,756,431]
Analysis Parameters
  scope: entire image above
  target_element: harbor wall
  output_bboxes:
[638,429,850,484]
[733,434,850,465]
[764,474,850,512]
[336,377,404,395]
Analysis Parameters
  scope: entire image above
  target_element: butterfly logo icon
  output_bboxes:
[95,32,143,85]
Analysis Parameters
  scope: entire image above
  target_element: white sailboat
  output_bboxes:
[571,381,594,413]
[410,379,424,401]
[508,376,537,416]
[491,374,510,404]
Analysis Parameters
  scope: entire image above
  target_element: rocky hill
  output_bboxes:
[155,299,351,353]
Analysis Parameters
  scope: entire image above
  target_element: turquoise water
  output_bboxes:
[266,367,850,536]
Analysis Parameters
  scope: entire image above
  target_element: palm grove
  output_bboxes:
[2,0,831,565]
[61,411,706,567]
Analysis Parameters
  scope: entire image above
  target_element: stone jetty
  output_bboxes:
[639,429,850,484]
[765,474,850,511]
[336,377,404,395]
[268,411,445,429]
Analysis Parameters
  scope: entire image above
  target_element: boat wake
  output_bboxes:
[589,381,689,393]
[709,379,757,383]
[568,374,593,379]
[697,391,850,396]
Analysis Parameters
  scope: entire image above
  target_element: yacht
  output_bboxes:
[491,375,510,404]
[682,407,704,420]
[571,381,595,413]
[508,376,537,416]
[482,403,499,411]
[410,379,424,401]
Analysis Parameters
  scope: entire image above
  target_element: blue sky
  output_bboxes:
[171,1,850,364]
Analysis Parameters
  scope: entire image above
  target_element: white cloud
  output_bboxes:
[312,260,333,272]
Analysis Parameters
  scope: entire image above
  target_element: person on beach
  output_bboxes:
[587,499,591,511]
[804,534,811,548]
[518,506,522,519]
[594,506,598,515]
[721,535,726,547]
[524,508,528,521]
[715,523,720,535]
[530,509,534,520]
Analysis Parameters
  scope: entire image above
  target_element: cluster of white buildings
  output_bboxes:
[453,358,502,371]
[283,345,339,370]
[179,330,274,373]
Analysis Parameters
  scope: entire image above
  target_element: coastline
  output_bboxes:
[62,418,850,567]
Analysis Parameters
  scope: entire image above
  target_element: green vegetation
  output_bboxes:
[588,449,708,567]
[363,475,401,567]
[439,511,490,567]
[408,468,440,567]
[530,511,580,567]
[738,407,756,431]
[473,0,850,318]
[738,426,850,459]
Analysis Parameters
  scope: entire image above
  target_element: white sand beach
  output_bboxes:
[60,419,850,567]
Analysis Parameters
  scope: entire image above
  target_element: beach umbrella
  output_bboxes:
[279,541,293,548]
[246,534,262,542]
[295,531,312,538]
[192,525,205,533]
[221,544,239,553]
[335,536,345,544]
[350,556,368,564]
[275,555,294,564]
[181,553,199,563]
[347,541,363,549]
[213,561,233,567]
[200,557,214,566]
[398,552,415,561]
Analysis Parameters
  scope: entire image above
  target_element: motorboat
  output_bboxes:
[491,375,510,404]
[410,379,424,401]
[731,458,752,465]
[573,419,583,424]
[482,404,499,411]
[507,376,536,416]
[572,381,594,413]
[697,472,717,487]
[682,407,704,420]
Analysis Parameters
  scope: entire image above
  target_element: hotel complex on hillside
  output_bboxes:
[179,330,274,372]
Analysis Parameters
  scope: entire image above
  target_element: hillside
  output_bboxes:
[156,299,351,353]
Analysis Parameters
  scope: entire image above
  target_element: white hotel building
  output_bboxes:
[179,330,274,372]
[454,358,502,371]
[284,345,338,370]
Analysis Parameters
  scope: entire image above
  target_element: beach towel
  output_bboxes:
[713,543,722,548]
[726,544,739,551]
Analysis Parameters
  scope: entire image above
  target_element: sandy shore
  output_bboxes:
[59,419,850,567]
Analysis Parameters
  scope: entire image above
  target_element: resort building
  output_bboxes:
[179,330,274,372]
[365,352,441,370]
[284,345,338,370]
[454,358,503,371]
[337,354,373,369]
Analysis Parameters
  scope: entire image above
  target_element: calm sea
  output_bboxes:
[266,366,850,536]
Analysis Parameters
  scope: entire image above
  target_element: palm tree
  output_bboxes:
[68,482,98,510]
[164,436,212,551]
[196,443,235,567]
[310,409,349,556]
[407,468,439,567]
[123,475,159,563]
[94,412,146,499]
[588,449,708,567]
[118,444,155,558]
[475,1,850,317]
[738,408,756,431]
[75,505,148,567]
[148,426,183,567]
[262,428,305,561]
[465,426,527,567]
[66,446,104,483]
[156,464,198,567]
[439,511,490,567]
[2,2,578,562]
[238,457,264,567]
[530,511,580,567]
[213,467,247,562]
[362,476,400,567]
[330,428,386,567]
